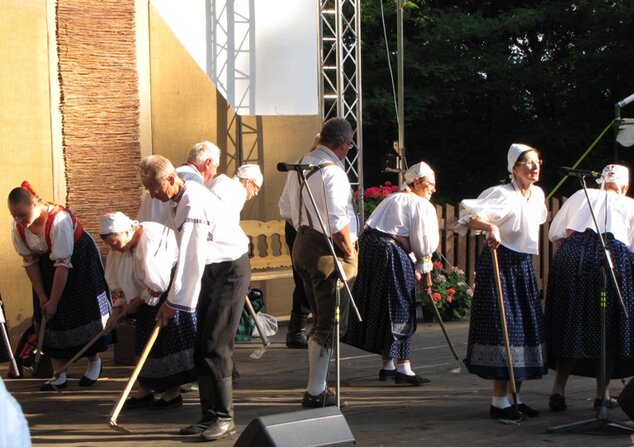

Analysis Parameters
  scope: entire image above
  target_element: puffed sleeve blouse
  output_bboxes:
[11,206,74,268]
[455,180,547,255]
[365,192,440,273]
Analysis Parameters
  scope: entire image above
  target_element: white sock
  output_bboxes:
[382,358,395,370]
[492,396,511,409]
[396,362,414,376]
[507,393,523,405]
[306,339,331,396]
[84,357,102,381]
[47,372,66,385]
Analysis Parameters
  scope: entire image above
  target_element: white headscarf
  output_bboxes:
[236,164,263,188]
[507,143,535,178]
[404,162,434,188]
[99,212,138,235]
[596,164,629,189]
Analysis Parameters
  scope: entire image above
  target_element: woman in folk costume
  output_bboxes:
[8,181,111,391]
[344,161,439,385]
[546,164,634,412]
[456,144,547,421]
[100,212,196,409]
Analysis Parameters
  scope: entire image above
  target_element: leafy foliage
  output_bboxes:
[361,0,634,202]
[416,257,473,321]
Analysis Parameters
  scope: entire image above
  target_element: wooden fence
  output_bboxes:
[435,197,566,293]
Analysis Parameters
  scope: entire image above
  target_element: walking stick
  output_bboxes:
[245,296,271,359]
[0,298,20,378]
[491,248,521,423]
[33,316,47,377]
[54,313,123,380]
[422,295,461,373]
[108,322,161,433]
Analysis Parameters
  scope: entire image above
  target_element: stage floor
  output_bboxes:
[3,318,634,446]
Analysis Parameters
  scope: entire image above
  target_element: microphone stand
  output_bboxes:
[548,174,632,433]
[292,165,362,409]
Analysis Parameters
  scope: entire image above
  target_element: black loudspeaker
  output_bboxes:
[618,377,634,421]
[234,407,356,447]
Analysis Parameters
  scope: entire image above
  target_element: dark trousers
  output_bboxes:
[292,226,358,348]
[195,253,251,380]
[285,221,311,316]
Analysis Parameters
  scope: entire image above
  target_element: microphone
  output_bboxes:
[559,166,602,178]
[277,162,319,172]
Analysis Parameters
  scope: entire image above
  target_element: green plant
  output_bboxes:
[416,255,473,321]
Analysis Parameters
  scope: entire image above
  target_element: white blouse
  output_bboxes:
[549,188,634,252]
[365,192,439,273]
[456,180,547,255]
[11,206,74,268]
[104,222,178,307]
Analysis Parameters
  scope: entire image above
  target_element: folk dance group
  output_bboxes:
[8,141,263,441]
[7,117,634,439]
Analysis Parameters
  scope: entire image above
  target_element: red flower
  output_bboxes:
[447,288,456,295]
[433,261,443,270]
[432,292,442,303]
[446,295,453,303]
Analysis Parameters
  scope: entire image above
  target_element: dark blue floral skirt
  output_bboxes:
[135,292,197,391]
[545,230,634,378]
[34,231,111,359]
[343,229,417,359]
[464,245,547,380]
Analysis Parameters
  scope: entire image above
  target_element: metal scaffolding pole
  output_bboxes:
[319,0,365,222]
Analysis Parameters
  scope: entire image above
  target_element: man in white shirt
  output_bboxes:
[283,117,359,407]
[137,141,221,223]
[139,155,250,442]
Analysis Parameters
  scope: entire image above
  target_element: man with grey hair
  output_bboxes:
[139,155,251,442]
[177,141,221,185]
[137,141,221,223]
[283,117,359,407]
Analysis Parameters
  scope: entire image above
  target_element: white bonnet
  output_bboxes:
[236,164,263,188]
[404,161,434,185]
[507,143,535,177]
[100,212,138,235]
[596,164,629,188]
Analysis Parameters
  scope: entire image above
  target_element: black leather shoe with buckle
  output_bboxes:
[302,388,337,408]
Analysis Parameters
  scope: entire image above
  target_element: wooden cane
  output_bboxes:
[54,313,123,377]
[33,316,47,376]
[491,249,521,421]
[423,295,462,373]
[245,296,271,359]
[107,322,161,433]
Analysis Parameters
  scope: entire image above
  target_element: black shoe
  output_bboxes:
[489,405,524,421]
[179,419,215,435]
[395,371,430,386]
[199,418,236,441]
[302,388,337,408]
[286,332,308,349]
[379,369,397,381]
[40,380,67,391]
[78,365,103,387]
[549,393,567,411]
[518,403,540,417]
[123,393,155,409]
[153,395,183,409]
[593,397,619,411]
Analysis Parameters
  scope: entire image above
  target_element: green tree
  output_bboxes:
[362,0,634,201]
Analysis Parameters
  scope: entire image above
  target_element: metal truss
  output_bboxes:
[319,0,365,219]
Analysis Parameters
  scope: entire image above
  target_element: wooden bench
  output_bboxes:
[240,219,293,282]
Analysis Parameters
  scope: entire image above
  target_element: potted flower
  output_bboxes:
[356,181,400,218]
[416,256,473,321]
